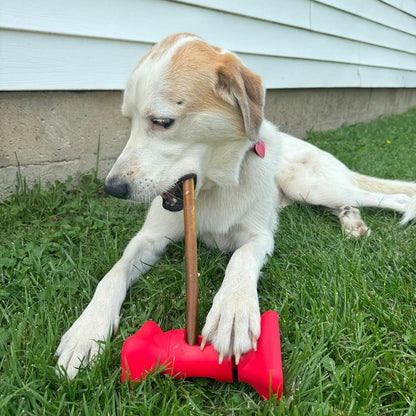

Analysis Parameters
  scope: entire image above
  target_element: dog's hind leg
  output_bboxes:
[331,205,370,238]
[281,178,411,236]
[283,179,411,212]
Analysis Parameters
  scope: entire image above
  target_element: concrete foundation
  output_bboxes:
[265,88,416,136]
[1,88,415,200]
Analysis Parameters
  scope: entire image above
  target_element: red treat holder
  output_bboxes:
[122,310,282,400]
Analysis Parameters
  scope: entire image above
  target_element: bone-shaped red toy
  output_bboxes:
[122,310,283,399]
[121,177,283,400]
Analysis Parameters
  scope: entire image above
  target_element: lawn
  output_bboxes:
[1,108,416,415]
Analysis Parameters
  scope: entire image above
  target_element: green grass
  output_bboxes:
[1,107,416,415]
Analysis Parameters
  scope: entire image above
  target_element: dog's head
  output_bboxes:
[105,33,265,210]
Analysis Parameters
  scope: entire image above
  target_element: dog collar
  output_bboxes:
[250,140,265,158]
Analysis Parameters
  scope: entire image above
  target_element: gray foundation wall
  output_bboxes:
[1,88,415,200]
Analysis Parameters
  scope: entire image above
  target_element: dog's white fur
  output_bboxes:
[56,33,416,379]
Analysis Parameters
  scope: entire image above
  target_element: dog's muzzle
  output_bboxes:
[162,174,197,212]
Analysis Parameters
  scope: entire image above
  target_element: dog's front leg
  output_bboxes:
[56,203,183,379]
[201,234,274,364]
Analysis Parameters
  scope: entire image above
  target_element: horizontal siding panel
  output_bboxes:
[358,65,416,87]
[381,0,416,17]
[315,0,416,36]
[1,1,415,70]
[243,54,416,88]
[0,30,149,90]
[242,54,363,88]
[1,30,414,91]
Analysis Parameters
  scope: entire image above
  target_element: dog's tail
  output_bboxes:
[351,172,416,196]
[351,172,416,224]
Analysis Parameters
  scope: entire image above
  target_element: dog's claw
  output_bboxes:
[234,350,242,365]
[200,337,207,351]
[219,352,224,365]
[251,334,258,352]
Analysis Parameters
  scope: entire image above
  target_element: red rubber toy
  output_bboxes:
[122,310,283,400]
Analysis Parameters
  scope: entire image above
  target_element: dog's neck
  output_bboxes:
[200,138,265,192]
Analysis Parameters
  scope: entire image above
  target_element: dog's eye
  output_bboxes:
[151,118,175,130]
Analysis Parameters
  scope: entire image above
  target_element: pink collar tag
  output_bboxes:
[250,140,265,158]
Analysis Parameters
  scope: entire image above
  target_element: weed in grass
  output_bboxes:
[1,108,416,415]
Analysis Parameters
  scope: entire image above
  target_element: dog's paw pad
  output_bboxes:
[346,221,371,238]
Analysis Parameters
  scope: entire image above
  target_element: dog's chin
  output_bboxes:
[162,174,197,212]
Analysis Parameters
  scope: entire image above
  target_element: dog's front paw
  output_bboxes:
[201,285,260,364]
[55,303,119,379]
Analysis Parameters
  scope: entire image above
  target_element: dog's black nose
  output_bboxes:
[104,177,130,199]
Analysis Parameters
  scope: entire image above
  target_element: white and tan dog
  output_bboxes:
[56,33,416,379]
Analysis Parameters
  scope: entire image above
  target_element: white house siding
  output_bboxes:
[1,0,415,90]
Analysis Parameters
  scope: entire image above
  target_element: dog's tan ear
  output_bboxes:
[215,56,264,141]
